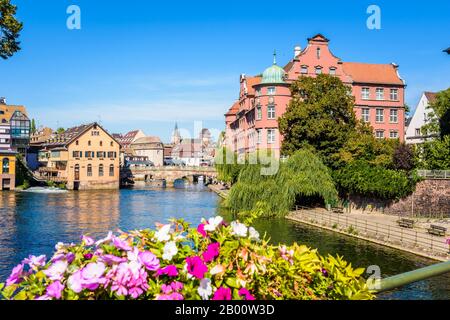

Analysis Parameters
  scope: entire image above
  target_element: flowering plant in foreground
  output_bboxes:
[0,216,374,300]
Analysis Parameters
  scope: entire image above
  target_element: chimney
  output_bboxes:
[0,97,6,104]
[294,45,302,58]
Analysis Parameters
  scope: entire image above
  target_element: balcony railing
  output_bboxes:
[417,170,450,179]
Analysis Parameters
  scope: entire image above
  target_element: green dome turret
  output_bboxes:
[261,50,286,84]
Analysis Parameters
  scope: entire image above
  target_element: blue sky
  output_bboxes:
[2,0,449,142]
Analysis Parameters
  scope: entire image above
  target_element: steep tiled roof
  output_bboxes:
[225,101,239,115]
[342,62,404,85]
[0,105,27,124]
[43,124,93,148]
[132,136,163,146]
[246,76,262,95]
[424,92,437,103]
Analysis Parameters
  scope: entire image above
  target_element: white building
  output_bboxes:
[405,92,438,144]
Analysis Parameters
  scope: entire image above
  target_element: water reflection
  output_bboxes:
[0,184,218,281]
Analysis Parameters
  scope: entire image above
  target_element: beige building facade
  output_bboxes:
[38,123,120,190]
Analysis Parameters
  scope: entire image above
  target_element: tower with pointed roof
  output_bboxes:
[171,122,182,145]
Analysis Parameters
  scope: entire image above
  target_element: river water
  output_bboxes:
[0,184,448,299]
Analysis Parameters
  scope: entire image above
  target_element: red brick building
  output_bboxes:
[225,34,406,158]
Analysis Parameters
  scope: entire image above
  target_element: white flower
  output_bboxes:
[43,260,68,281]
[197,278,213,300]
[162,241,178,261]
[210,264,225,275]
[183,263,193,279]
[54,242,65,251]
[249,227,260,241]
[204,216,223,232]
[154,224,172,242]
[231,221,248,237]
[95,231,113,246]
[127,247,139,262]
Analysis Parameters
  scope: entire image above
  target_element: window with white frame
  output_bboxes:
[390,109,398,123]
[415,128,421,136]
[375,130,384,139]
[390,89,398,101]
[267,129,276,144]
[267,87,276,95]
[301,66,308,74]
[389,130,398,139]
[317,47,321,59]
[256,129,262,144]
[256,106,262,120]
[329,67,336,75]
[376,88,384,100]
[361,108,370,122]
[376,108,384,122]
[267,105,275,119]
[361,88,370,100]
[315,67,322,75]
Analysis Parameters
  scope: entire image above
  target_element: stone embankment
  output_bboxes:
[287,208,450,262]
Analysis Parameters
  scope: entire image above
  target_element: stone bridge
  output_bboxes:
[122,166,218,186]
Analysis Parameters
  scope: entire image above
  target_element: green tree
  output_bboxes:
[56,127,65,134]
[279,74,356,169]
[335,121,399,169]
[422,87,450,138]
[227,149,338,217]
[418,135,450,170]
[0,0,22,59]
[30,118,36,134]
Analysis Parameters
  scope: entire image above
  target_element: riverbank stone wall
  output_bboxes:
[349,179,450,217]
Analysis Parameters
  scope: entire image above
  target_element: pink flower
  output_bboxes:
[81,235,95,246]
[84,253,93,260]
[212,287,232,300]
[107,262,149,299]
[100,254,127,265]
[238,288,255,300]
[157,292,184,300]
[197,224,208,238]
[6,263,24,286]
[112,236,132,251]
[202,242,220,263]
[161,284,173,294]
[22,255,46,270]
[446,238,450,245]
[186,256,208,280]
[80,262,106,290]
[138,251,160,271]
[156,265,178,277]
[171,281,183,292]
[46,281,65,299]
[44,260,68,281]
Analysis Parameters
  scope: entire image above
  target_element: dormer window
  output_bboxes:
[301,65,308,74]
[315,66,322,75]
[329,67,336,75]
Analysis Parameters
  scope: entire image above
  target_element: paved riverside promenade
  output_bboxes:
[287,208,450,261]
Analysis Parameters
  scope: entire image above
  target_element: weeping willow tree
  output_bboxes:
[215,147,276,185]
[226,149,338,217]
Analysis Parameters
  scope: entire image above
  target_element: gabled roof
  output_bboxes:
[424,91,437,103]
[307,33,330,43]
[225,101,240,116]
[43,122,119,148]
[0,105,27,124]
[342,62,405,85]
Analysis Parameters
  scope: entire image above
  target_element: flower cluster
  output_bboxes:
[0,216,374,300]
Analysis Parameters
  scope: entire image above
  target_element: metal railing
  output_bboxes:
[294,206,449,255]
[417,170,450,179]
